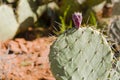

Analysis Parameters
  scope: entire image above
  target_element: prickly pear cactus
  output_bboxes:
[116,60,120,73]
[0,5,19,41]
[108,60,120,80]
[108,69,120,80]
[0,0,59,41]
[108,18,120,44]
[49,27,113,80]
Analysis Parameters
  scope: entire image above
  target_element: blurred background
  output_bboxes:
[0,0,119,41]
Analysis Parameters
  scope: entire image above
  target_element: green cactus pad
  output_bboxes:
[108,69,120,80]
[116,60,120,74]
[49,27,113,80]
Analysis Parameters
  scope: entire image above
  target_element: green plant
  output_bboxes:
[49,12,120,80]
[53,6,72,35]
[0,0,59,41]
[49,26,113,80]
[83,9,97,27]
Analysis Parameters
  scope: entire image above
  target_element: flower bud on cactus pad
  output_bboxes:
[72,12,82,29]
[49,27,113,80]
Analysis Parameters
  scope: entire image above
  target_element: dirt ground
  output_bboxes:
[0,37,56,80]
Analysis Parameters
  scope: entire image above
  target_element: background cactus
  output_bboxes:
[0,0,59,41]
[49,27,113,80]
[108,17,120,44]
[0,5,19,41]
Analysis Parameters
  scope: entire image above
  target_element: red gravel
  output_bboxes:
[0,37,56,80]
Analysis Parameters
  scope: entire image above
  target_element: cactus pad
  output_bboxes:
[49,27,113,80]
[109,69,120,80]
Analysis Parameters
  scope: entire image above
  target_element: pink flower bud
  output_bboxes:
[72,12,82,29]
